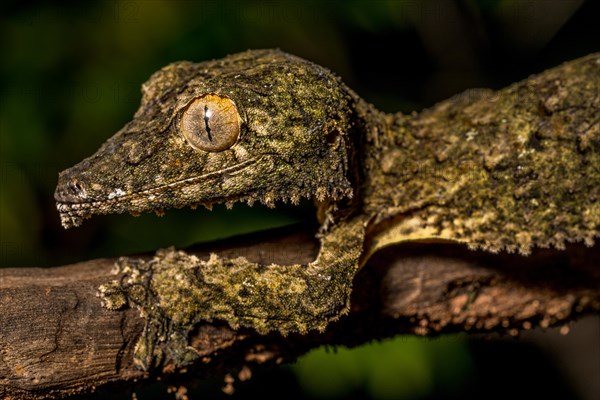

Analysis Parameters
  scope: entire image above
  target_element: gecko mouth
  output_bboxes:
[56,157,259,229]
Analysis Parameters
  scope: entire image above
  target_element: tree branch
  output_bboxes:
[1,225,598,399]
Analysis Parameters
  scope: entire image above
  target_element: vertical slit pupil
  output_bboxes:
[204,105,213,142]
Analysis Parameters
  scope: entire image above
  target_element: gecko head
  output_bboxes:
[55,49,356,228]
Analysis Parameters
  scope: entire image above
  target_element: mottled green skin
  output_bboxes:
[99,216,365,369]
[361,56,600,254]
[56,50,354,226]
[58,50,599,370]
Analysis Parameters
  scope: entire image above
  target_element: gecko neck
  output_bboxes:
[351,95,416,218]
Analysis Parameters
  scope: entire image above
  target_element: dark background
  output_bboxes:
[1,1,598,399]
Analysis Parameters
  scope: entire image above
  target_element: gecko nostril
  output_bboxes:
[67,179,85,196]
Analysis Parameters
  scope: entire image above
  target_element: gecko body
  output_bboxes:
[55,50,600,369]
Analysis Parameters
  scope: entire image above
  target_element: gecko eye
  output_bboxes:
[180,94,241,152]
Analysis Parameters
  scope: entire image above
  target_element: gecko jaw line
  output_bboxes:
[56,157,258,213]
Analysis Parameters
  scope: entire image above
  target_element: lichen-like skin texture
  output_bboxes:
[363,66,600,255]
[57,50,599,370]
[99,216,365,369]
[55,50,354,226]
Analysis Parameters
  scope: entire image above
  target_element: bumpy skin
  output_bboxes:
[56,50,599,370]
[361,58,600,255]
[55,51,354,224]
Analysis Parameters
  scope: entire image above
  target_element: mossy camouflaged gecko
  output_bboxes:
[55,50,600,370]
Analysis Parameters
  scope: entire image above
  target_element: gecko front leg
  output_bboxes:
[99,216,367,370]
[55,50,364,371]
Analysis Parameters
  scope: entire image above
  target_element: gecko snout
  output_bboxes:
[55,175,88,203]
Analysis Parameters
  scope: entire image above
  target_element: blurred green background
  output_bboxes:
[1,0,598,399]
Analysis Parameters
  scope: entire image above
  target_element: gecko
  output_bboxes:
[54,49,600,370]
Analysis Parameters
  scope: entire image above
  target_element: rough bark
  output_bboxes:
[1,225,598,399]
